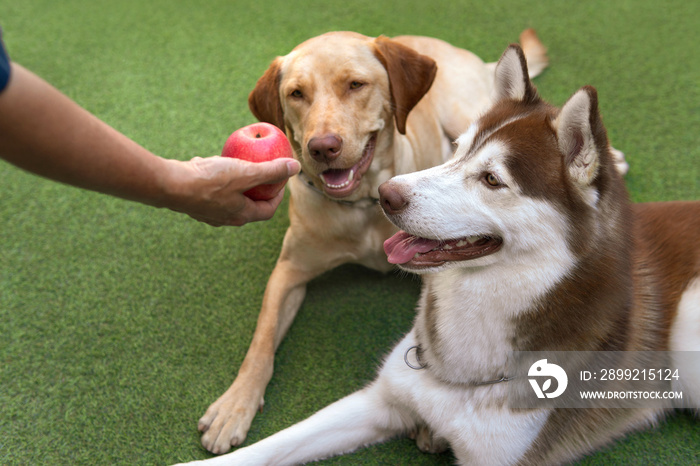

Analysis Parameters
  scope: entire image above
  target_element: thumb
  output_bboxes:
[244,158,301,188]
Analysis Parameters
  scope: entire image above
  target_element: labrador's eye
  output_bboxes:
[290,89,303,98]
[349,81,365,90]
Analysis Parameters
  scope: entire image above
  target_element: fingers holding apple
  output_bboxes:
[221,122,295,200]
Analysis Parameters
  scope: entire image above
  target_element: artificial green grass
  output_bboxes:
[1,0,698,464]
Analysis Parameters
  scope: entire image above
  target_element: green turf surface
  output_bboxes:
[1,0,698,464]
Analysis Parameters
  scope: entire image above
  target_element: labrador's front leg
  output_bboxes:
[197,254,315,454]
[197,218,355,454]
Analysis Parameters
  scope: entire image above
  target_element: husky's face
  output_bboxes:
[380,45,619,275]
[381,117,568,273]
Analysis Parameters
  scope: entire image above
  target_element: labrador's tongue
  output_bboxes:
[384,230,441,264]
[321,168,351,186]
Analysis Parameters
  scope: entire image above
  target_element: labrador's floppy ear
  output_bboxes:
[373,36,437,135]
[493,44,538,103]
[248,57,285,130]
[555,86,608,186]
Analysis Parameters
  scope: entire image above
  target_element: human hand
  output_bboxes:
[163,155,300,226]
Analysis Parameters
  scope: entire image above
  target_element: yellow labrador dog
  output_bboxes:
[198,29,549,454]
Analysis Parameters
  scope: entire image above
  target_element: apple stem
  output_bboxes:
[255,133,262,138]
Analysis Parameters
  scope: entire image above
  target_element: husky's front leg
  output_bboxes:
[177,383,408,466]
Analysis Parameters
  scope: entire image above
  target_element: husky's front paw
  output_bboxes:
[413,425,448,454]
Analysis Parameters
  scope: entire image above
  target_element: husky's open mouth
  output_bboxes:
[319,133,377,198]
[383,230,503,268]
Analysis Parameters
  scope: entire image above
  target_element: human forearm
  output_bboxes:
[0,63,173,207]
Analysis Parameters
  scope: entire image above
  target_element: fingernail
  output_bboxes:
[286,159,301,175]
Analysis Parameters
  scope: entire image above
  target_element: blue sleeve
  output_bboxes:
[0,29,11,93]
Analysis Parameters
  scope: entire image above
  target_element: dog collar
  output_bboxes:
[298,170,380,208]
[404,345,515,386]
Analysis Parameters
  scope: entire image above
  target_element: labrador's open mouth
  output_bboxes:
[319,133,376,198]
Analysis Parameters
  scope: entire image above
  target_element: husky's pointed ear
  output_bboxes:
[494,44,536,102]
[555,86,607,186]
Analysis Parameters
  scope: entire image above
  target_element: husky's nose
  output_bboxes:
[308,134,342,163]
[379,181,408,215]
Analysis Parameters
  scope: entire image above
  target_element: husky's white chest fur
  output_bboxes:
[376,329,550,465]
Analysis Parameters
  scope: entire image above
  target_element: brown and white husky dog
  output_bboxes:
[178,45,700,465]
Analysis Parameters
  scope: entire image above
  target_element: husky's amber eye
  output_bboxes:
[484,173,502,187]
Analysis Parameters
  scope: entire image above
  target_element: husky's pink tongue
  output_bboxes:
[384,231,441,265]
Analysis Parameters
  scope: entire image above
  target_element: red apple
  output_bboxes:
[221,122,294,200]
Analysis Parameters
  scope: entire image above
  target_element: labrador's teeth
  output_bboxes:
[320,177,350,188]
[348,169,354,182]
[320,173,351,189]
